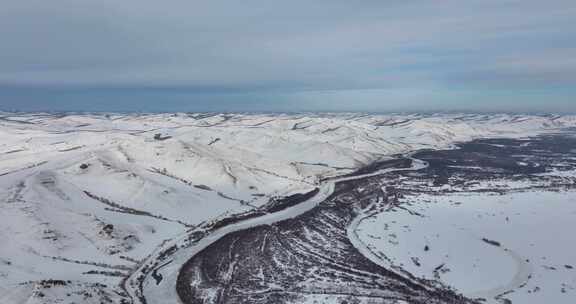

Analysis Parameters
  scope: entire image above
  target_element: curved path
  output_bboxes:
[465,246,533,302]
[347,188,534,304]
[124,157,427,304]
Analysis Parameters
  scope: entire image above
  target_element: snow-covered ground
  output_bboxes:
[1,112,575,303]
[356,185,576,303]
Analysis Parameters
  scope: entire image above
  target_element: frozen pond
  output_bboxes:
[356,190,576,303]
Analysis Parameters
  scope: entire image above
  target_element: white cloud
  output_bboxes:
[0,0,574,91]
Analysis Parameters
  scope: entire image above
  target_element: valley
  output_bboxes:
[0,112,575,304]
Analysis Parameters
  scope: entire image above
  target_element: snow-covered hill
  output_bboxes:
[0,112,575,303]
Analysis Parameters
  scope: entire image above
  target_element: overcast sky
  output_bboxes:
[1,0,575,112]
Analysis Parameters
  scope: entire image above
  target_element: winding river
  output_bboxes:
[124,157,428,304]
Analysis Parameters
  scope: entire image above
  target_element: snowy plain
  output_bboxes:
[355,189,576,303]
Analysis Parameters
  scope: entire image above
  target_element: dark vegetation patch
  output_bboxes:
[175,134,576,304]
